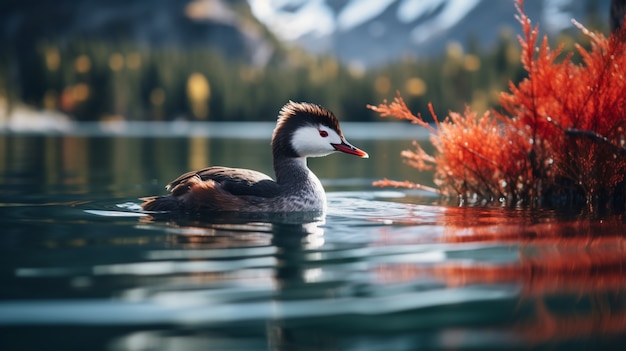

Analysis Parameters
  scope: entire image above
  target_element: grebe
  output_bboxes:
[141,101,368,212]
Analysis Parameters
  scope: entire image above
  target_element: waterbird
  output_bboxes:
[141,101,368,212]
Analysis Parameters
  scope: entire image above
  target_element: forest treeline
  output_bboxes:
[0,21,607,123]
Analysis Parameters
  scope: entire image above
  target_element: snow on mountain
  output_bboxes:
[249,0,611,67]
[249,0,336,40]
[337,0,396,31]
[406,0,481,44]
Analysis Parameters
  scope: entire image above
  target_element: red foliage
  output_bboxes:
[369,0,626,211]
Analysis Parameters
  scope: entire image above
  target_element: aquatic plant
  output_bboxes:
[369,0,626,212]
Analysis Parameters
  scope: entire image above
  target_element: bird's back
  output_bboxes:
[142,166,280,212]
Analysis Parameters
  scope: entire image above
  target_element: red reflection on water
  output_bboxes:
[373,209,626,343]
[515,298,626,345]
[438,211,626,288]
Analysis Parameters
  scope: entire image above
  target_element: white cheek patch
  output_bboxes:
[291,125,341,157]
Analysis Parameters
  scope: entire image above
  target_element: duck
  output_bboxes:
[141,101,368,213]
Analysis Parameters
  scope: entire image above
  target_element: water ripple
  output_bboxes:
[3,190,626,350]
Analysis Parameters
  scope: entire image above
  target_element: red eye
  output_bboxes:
[319,130,328,138]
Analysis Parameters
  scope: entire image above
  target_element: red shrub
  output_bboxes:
[369,0,626,211]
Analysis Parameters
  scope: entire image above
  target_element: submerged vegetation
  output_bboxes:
[370,0,626,212]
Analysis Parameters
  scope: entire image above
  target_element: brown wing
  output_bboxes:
[165,166,280,198]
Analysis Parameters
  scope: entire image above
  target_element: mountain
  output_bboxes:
[1,0,611,69]
[0,0,277,67]
[250,0,611,67]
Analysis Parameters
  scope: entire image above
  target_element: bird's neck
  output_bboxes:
[274,156,324,191]
[274,156,310,184]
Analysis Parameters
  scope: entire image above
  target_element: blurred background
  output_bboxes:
[0,0,613,129]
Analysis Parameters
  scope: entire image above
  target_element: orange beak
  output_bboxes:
[332,140,369,158]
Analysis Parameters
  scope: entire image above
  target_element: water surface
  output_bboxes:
[1,123,625,350]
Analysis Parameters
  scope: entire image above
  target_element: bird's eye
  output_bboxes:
[319,130,328,138]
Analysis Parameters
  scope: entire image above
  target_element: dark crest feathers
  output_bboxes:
[271,101,344,158]
[275,101,343,138]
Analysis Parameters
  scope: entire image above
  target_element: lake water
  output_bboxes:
[1,122,626,350]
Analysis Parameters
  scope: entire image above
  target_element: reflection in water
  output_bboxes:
[128,212,333,351]
[2,133,626,350]
[105,203,626,350]
[1,194,625,350]
[371,208,626,346]
[268,218,334,351]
